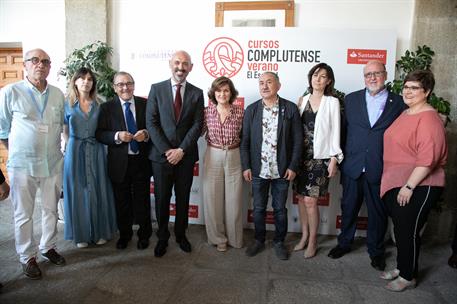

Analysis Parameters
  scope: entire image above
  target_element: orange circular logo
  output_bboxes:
[202,37,244,78]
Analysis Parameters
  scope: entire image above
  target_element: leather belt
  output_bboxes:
[208,142,240,150]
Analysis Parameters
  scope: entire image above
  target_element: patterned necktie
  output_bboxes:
[174,84,182,121]
[124,102,139,153]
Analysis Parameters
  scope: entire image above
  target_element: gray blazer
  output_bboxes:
[145,79,204,164]
[240,96,303,178]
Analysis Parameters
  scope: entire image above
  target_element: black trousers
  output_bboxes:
[384,186,443,281]
[112,156,152,241]
[152,159,195,241]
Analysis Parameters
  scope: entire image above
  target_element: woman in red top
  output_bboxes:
[202,77,244,252]
[380,70,447,291]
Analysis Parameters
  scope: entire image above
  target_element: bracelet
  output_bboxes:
[405,184,414,191]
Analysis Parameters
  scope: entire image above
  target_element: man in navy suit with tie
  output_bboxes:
[96,71,152,250]
[146,50,204,257]
[328,61,406,271]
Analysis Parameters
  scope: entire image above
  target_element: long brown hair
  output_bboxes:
[67,67,98,106]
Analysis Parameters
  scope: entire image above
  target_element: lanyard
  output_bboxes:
[26,86,49,120]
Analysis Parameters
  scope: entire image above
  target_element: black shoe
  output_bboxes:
[245,241,265,257]
[116,238,130,249]
[176,237,192,253]
[328,246,350,259]
[370,255,386,271]
[42,249,66,266]
[154,240,168,257]
[137,239,149,250]
[273,242,289,260]
[448,253,457,269]
[22,257,42,280]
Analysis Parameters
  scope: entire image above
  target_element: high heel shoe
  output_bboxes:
[304,243,317,259]
[385,276,416,292]
[380,269,400,280]
[293,242,307,251]
[293,236,308,251]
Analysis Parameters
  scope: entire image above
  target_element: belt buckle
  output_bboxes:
[222,145,228,150]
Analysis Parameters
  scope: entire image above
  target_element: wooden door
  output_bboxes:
[0,48,24,89]
[0,48,23,180]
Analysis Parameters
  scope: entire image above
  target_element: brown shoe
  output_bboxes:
[42,249,66,266]
[22,257,42,280]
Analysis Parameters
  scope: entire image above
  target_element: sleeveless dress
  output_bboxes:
[63,101,117,243]
[294,102,330,198]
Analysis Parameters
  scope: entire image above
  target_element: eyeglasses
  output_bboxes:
[114,82,134,88]
[24,57,51,66]
[364,71,385,79]
[402,85,423,92]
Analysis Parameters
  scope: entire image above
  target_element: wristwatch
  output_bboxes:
[405,184,414,191]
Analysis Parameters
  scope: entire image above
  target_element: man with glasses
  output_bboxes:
[328,60,406,271]
[0,48,66,280]
[96,71,152,250]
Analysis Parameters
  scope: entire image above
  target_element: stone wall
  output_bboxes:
[65,0,107,56]
[412,0,457,241]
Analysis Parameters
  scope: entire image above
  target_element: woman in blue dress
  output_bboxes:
[63,67,117,248]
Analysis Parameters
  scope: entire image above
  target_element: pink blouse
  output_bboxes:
[202,104,244,147]
[381,110,447,197]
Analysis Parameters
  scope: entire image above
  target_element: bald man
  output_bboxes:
[328,61,406,271]
[0,48,66,280]
[146,50,204,257]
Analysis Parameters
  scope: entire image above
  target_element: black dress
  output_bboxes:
[294,102,330,198]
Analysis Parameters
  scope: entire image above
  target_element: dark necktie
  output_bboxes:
[124,102,139,153]
[174,84,182,121]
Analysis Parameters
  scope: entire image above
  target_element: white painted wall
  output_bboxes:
[0,0,414,91]
[0,0,66,89]
[110,0,414,71]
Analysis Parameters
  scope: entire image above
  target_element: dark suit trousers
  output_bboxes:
[152,159,194,241]
[112,155,152,241]
[384,186,442,280]
[337,173,387,257]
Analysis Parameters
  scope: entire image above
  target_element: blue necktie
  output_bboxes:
[124,102,139,153]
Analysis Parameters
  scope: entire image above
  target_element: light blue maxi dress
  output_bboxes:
[63,100,117,244]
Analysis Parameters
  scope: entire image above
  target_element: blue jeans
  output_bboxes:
[251,177,289,243]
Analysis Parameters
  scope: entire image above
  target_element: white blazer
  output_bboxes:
[297,94,344,162]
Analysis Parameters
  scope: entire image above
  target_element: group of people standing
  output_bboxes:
[0,47,451,293]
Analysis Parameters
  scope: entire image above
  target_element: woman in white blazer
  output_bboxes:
[293,63,343,258]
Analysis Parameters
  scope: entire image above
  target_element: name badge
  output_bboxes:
[37,124,49,133]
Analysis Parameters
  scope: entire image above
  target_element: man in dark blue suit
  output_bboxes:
[241,72,303,260]
[146,50,204,257]
[328,61,406,271]
[96,72,152,250]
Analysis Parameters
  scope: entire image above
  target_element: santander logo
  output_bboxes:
[347,49,387,64]
[202,37,244,78]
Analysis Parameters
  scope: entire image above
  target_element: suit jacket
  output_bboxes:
[95,95,152,183]
[145,79,204,164]
[240,97,303,178]
[340,89,406,183]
